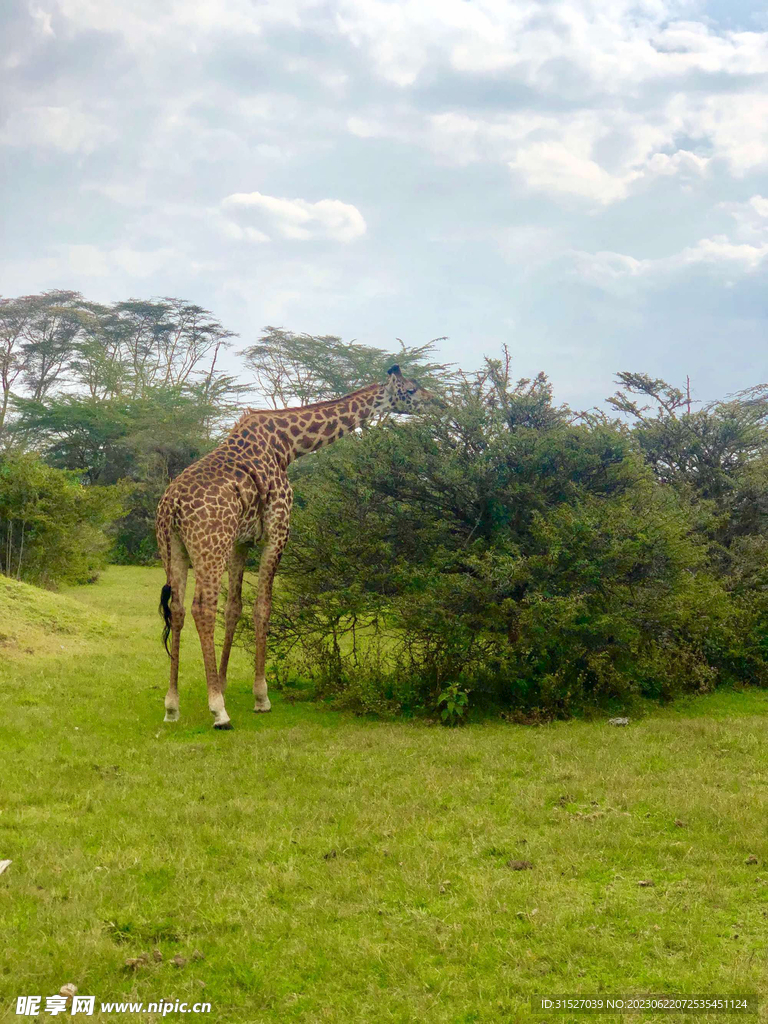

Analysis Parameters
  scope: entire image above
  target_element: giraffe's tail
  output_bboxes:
[156,495,175,657]
[159,584,173,656]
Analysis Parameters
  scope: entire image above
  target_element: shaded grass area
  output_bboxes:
[2,567,768,1023]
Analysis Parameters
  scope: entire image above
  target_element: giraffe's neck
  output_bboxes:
[232,384,388,467]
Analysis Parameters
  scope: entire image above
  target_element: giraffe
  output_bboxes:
[155,365,437,729]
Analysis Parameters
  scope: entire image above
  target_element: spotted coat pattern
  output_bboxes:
[155,366,434,728]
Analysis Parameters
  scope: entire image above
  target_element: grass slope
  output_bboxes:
[0,575,112,660]
[2,566,768,1023]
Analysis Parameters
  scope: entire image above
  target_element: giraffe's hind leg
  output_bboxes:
[164,535,189,722]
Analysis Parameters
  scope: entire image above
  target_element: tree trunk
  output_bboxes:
[5,520,12,579]
[0,387,8,434]
[16,521,25,580]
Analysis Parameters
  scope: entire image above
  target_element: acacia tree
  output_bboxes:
[605,371,768,501]
[19,291,84,402]
[67,301,132,401]
[2,291,246,562]
[0,296,32,435]
[242,327,456,409]
[0,291,84,434]
[110,298,237,395]
[1,293,239,420]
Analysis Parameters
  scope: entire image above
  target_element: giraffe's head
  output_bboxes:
[384,365,439,413]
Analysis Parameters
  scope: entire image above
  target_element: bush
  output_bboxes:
[0,452,130,587]
[237,364,766,718]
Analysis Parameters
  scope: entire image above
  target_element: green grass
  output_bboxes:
[0,575,113,660]
[2,566,768,1023]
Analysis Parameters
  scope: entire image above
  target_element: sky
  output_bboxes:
[1,0,767,412]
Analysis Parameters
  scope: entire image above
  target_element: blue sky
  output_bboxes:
[1,0,767,410]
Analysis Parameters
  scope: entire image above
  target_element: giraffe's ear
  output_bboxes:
[387,365,401,377]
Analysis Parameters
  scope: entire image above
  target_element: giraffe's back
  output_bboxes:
[156,444,272,568]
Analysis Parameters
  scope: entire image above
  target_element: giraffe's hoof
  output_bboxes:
[253,703,272,714]
[163,711,179,723]
[213,721,234,730]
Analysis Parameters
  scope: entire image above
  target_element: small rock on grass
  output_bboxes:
[59,985,77,1006]
[125,953,150,970]
[507,860,534,871]
[171,955,187,968]
[608,717,629,727]
[638,879,655,887]
[746,855,759,865]
[0,860,11,876]
[152,949,163,962]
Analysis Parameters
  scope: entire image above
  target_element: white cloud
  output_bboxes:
[331,0,768,201]
[63,244,111,277]
[11,0,768,203]
[666,91,768,177]
[571,194,768,289]
[109,246,183,277]
[220,191,367,242]
[0,105,111,153]
[417,108,709,203]
[62,243,187,278]
[80,179,150,207]
[495,224,561,271]
[346,116,386,139]
[0,243,192,294]
[215,219,271,244]
[221,253,398,325]
[570,250,646,290]
[335,0,768,90]
[720,194,768,240]
[677,236,768,269]
[29,5,55,35]
[335,0,457,87]
[510,140,643,204]
[645,149,710,177]
[48,0,309,48]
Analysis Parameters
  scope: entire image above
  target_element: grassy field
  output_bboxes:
[2,566,768,1023]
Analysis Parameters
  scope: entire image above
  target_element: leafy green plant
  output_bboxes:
[436,682,470,726]
[0,451,130,586]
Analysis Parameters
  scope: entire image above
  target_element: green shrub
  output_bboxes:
[0,452,130,587]
[237,363,766,718]
[437,682,470,725]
